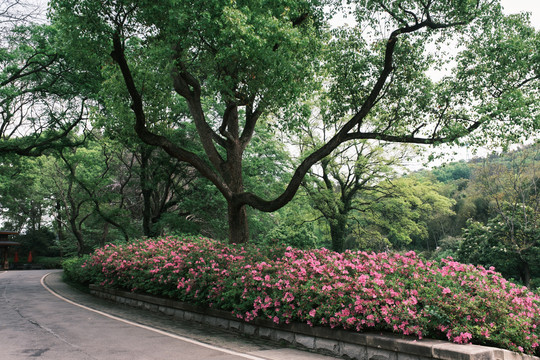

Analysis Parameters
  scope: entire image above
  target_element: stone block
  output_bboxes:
[185,312,203,323]
[258,327,275,340]
[173,309,185,320]
[144,303,158,312]
[229,320,242,332]
[315,337,340,354]
[367,347,397,360]
[395,338,441,358]
[340,342,368,360]
[397,353,432,360]
[432,343,493,360]
[275,330,295,344]
[204,315,218,327]
[162,306,175,316]
[295,334,315,349]
[243,324,257,336]
[214,317,229,330]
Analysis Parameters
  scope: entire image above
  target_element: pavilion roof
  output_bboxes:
[0,241,19,246]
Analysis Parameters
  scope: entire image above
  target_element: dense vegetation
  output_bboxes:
[2,0,539,353]
[2,0,539,242]
[4,142,539,288]
[64,235,540,355]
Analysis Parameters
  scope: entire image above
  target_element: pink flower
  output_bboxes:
[309,309,316,317]
[442,287,451,295]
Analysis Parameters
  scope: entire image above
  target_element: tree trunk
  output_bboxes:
[329,216,347,253]
[518,258,531,288]
[100,222,109,248]
[228,202,249,244]
[140,146,154,237]
[55,201,65,251]
[69,219,85,257]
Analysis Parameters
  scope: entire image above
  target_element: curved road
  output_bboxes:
[0,270,337,360]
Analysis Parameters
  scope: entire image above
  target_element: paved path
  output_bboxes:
[0,270,338,360]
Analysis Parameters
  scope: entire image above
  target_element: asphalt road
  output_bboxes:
[0,270,338,360]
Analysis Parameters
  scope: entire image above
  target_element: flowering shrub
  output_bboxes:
[65,235,540,355]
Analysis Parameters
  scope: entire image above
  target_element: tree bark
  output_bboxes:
[140,146,154,237]
[228,202,249,244]
[518,258,531,288]
[329,216,347,253]
[100,222,109,248]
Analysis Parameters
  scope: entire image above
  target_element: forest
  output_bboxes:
[1,0,539,290]
[2,137,539,289]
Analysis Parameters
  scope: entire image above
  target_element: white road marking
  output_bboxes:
[40,272,267,360]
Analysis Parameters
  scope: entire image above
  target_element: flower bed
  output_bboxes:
[64,235,540,355]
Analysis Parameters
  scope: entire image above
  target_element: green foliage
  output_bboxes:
[431,236,462,261]
[47,0,539,245]
[459,214,540,287]
[262,224,321,250]
[351,176,455,251]
[0,155,51,231]
[255,192,328,249]
[432,161,472,183]
[34,256,63,269]
[0,21,95,156]
[62,256,93,286]
[12,229,60,258]
[457,145,540,287]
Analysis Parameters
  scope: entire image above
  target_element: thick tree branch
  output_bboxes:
[240,102,262,150]
[170,47,228,169]
[235,17,475,212]
[110,32,232,199]
[0,99,87,156]
[1,53,58,87]
[344,119,482,144]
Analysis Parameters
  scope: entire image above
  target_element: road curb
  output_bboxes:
[89,285,539,360]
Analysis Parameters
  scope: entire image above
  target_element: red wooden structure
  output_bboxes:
[0,231,19,270]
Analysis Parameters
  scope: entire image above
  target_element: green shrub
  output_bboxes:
[62,256,93,285]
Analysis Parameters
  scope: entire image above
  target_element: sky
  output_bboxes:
[500,0,540,28]
[412,0,540,169]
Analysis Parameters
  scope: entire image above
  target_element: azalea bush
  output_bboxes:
[64,235,540,355]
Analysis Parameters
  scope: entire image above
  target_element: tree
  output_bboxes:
[300,131,406,251]
[50,0,539,243]
[0,2,91,156]
[0,154,51,231]
[36,136,144,254]
[350,176,455,251]
[460,145,540,287]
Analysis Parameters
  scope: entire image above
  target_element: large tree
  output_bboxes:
[50,0,539,243]
[0,0,91,156]
[300,133,405,252]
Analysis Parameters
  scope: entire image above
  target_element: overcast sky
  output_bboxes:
[500,0,539,29]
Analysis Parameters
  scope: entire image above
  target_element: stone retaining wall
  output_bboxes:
[89,285,539,360]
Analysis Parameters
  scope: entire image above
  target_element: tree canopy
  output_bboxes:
[39,0,540,243]
[0,1,92,156]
